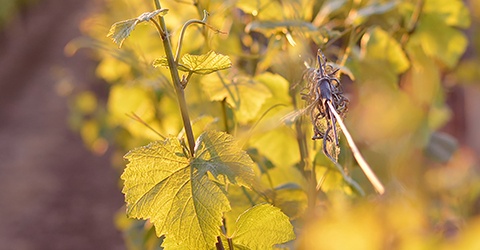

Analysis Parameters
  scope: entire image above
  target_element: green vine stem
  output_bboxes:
[153,0,196,156]
[175,10,209,62]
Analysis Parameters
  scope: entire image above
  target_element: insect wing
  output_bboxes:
[280,102,315,125]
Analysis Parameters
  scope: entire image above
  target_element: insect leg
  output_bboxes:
[322,124,334,160]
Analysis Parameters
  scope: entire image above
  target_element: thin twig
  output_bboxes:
[327,101,385,194]
[126,112,166,140]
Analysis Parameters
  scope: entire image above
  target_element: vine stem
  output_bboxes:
[290,86,316,214]
[153,0,195,156]
[327,101,385,194]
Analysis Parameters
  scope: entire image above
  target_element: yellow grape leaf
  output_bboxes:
[192,130,257,187]
[250,127,300,169]
[363,27,410,74]
[151,57,168,69]
[201,74,272,123]
[228,204,295,249]
[153,51,231,75]
[273,183,308,219]
[107,8,169,48]
[408,13,468,69]
[424,0,470,28]
[180,51,232,74]
[122,130,258,249]
[108,85,154,124]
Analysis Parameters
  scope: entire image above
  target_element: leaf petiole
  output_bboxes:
[175,10,226,63]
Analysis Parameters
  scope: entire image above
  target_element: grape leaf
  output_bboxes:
[363,27,410,74]
[273,183,308,219]
[192,130,257,187]
[408,13,468,69]
[153,51,231,75]
[228,204,295,249]
[424,0,470,28]
[107,8,169,48]
[107,84,161,140]
[201,74,272,123]
[122,130,258,249]
[152,57,168,68]
[250,127,300,169]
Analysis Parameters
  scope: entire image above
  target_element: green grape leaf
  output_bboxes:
[154,51,232,74]
[201,74,272,123]
[229,204,295,249]
[250,127,300,169]
[273,183,308,219]
[107,8,168,48]
[408,13,468,69]
[424,0,470,28]
[152,57,168,68]
[180,51,232,75]
[122,137,230,249]
[107,84,161,140]
[122,130,259,249]
[192,130,257,187]
[363,27,410,74]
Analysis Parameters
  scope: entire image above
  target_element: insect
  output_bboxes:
[282,49,385,194]
[292,49,349,159]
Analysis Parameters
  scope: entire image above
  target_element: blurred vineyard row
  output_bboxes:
[59,0,480,249]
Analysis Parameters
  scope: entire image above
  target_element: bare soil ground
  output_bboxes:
[0,1,124,249]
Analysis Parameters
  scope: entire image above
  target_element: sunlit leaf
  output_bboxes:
[229,204,295,249]
[247,148,275,174]
[273,183,308,219]
[152,57,168,68]
[347,57,398,88]
[223,185,259,236]
[107,19,138,48]
[108,85,154,124]
[298,198,384,250]
[122,130,259,249]
[408,14,468,69]
[363,27,410,74]
[192,130,257,187]
[107,8,168,48]
[250,127,300,169]
[107,84,161,140]
[424,0,470,28]
[201,74,272,123]
[403,43,441,106]
[179,51,232,75]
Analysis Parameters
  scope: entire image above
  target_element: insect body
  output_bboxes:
[302,49,348,159]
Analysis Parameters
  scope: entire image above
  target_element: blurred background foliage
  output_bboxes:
[0,0,38,28]
[64,0,480,249]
